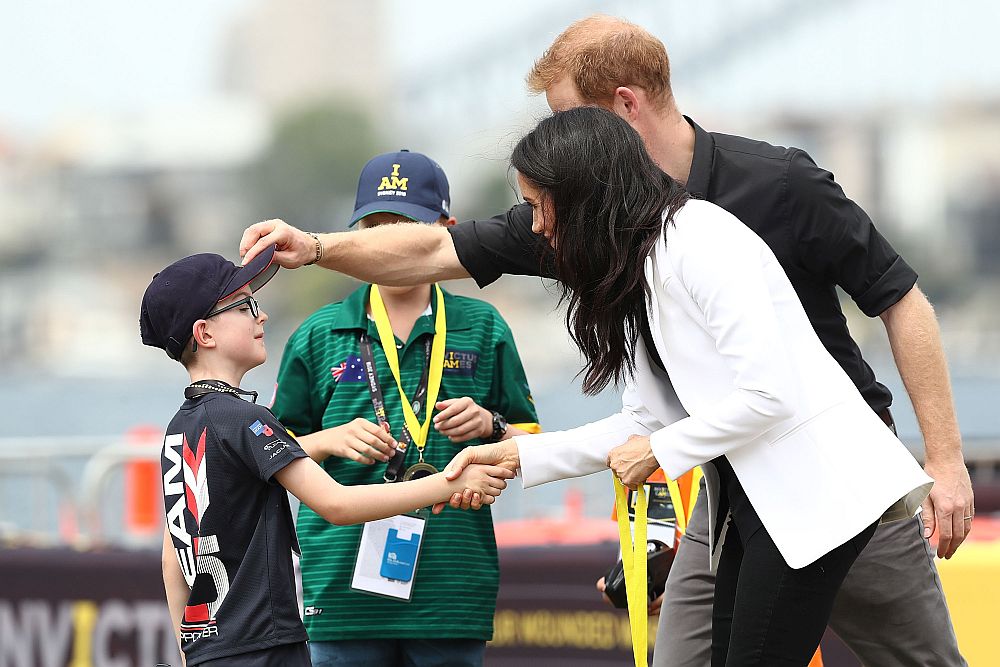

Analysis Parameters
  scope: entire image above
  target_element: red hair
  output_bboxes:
[527,15,673,109]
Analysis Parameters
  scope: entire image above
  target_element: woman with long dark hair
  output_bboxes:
[446,107,933,666]
[511,107,690,396]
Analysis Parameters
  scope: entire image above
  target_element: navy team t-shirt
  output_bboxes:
[160,390,308,665]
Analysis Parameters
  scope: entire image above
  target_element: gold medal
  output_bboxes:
[402,462,439,481]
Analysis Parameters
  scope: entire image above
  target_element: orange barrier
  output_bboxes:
[125,425,163,537]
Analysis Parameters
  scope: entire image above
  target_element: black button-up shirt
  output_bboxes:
[448,117,917,413]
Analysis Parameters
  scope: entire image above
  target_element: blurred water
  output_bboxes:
[3,370,997,441]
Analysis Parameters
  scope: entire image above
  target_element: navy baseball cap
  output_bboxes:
[349,149,451,227]
[139,245,278,361]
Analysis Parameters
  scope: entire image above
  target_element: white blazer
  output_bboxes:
[516,199,933,569]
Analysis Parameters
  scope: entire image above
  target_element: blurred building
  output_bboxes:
[220,0,389,117]
[0,0,998,398]
[392,0,1000,374]
[0,99,268,372]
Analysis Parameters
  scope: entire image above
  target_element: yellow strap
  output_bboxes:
[688,466,704,516]
[509,422,542,434]
[614,476,648,667]
[369,284,447,452]
[665,466,704,533]
[666,478,688,534]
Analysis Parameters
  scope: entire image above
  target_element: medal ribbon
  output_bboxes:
[369,284,447,457]
[358,334,430,481]
[614,475,648,667]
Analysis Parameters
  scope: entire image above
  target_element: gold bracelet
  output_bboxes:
[305,232,323,265]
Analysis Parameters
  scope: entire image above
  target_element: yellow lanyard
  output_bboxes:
[614,476,648,667]
[666,466,703,534]
[369,284,447,456]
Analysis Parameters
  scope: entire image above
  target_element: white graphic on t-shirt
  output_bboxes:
[163,428,231,642]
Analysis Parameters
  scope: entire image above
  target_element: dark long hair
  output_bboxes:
[511,107,689,394]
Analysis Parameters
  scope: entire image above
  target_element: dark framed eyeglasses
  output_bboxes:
[205,295,260,319]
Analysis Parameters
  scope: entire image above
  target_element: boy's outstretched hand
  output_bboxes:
[433,442,520,514]
[443,464,515,512]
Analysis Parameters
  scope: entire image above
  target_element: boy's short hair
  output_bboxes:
[349,149,451,227]
[527,15,673,109]
[140,246,278,361]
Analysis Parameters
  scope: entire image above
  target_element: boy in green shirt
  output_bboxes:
[272,150,540,667]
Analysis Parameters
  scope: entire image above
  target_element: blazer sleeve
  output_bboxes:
[650,203,799,479]
[517,383,663,488]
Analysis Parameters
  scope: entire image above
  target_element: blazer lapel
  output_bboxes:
[634,256,688,428]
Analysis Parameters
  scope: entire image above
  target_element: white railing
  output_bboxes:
[0,436,162,549]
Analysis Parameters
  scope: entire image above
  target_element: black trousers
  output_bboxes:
[710,458,878,666]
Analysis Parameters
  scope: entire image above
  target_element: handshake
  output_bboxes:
[433,433,660,513]
[433,441,522,513]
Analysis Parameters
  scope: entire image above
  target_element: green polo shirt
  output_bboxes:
[272,284,539,642]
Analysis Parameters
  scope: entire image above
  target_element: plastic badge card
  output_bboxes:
[627,482,677,547]
[351,514,426,601]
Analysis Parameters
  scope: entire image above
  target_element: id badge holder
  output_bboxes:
[626,482,677,548]
[350,513,427,601]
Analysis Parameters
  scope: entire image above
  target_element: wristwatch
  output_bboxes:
[488,411,508,442]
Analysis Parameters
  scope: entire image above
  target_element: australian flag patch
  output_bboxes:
[332,355,365,383]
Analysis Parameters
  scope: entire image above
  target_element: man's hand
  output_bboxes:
[607,434,659,490]
[319,418,397,465]
[595,576,662,615]
[595,576,614,607]
[433,398,492,443]
[240,219,315,267]
[880,287,972,557]
[923,454,975,558]
[431,441,520,514]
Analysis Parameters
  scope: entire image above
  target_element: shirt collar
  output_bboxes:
[684,116,714,199]
[329,284,372,332]
[329,284,471,333]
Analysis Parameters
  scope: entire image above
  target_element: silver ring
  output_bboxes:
[963,515,973,520]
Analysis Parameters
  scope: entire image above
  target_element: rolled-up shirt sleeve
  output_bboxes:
[787,150,917,317]
[448,203,556,288]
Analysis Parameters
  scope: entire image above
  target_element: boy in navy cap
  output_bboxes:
[272,151,540,667]
[140,247,514,667]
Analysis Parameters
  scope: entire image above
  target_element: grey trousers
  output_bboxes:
[653,484,966,667]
